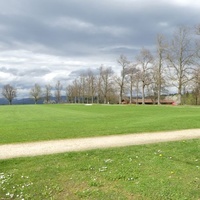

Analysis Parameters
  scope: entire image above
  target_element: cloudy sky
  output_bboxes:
[0,0,200,98]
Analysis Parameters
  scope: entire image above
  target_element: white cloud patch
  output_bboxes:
[163,0,200,8]
[175,0,200,7]
[0,71,15,83]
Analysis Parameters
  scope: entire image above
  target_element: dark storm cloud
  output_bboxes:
[0,0,200,97]
[3,0,198,55]
[0,0,199,57]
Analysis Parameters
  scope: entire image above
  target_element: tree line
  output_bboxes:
[1,26,200,105]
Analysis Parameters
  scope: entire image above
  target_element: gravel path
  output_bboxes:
[0,129,200,160]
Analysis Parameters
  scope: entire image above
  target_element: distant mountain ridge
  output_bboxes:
[0,96,66,105]
[0,98,43,105]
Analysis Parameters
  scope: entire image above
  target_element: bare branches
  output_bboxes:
[2,84,17,105]
[116,54,130,103]
[166,26,195,104]
[30,84,42,104]
[136,48,154,104]
[55,81,63,103]
[44,84,52,103]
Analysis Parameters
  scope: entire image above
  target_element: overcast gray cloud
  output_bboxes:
[0,0,200,98]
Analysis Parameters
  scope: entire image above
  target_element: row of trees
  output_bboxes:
[1,26,200,105]
[30,81,63,104]
[1,81,64,105]
[66,26,200,105]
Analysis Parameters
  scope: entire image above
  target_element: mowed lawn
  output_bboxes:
[0,104,200,199]
[0,140,199,199]
[0,104,200,144]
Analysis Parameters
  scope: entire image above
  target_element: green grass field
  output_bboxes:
[0,104,200,199]
[0,104,200,144]
[0,139,199,199]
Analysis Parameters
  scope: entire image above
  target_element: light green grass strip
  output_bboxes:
[1,104,200,144]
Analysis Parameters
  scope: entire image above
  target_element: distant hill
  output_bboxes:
[0,98,43,105]
[0,98,7,105]
[0,96,66,105]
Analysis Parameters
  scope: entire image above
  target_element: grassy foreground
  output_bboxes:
[0,104,200,144]
[0,139,199,199]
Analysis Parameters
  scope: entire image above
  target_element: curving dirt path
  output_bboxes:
[0,129,200,160]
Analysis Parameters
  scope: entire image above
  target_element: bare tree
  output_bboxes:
[84,69,96,104]
[156,34,167,104]
[115,55,130,104]
[191,67,200,105]
[166,26,195,104]
[136,48,154,104]
[55,81,63,103]
[78,76,87,103]
[66,84,73,103]
[70,74,87,103]
[96,74,102,104]
[2,84,17,105]
[72,78,81,103]
[147,64,167,103]
[66,71,97,104]
[134,69,141,104]
[30,84,42,104]
[125,63,138,103]
[44,84,52,103]
[99,65,114,104]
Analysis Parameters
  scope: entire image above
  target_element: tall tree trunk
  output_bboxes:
[142,82,145,105]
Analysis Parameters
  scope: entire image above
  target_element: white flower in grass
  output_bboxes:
[99,166,107,172]
[104,159,113,163]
